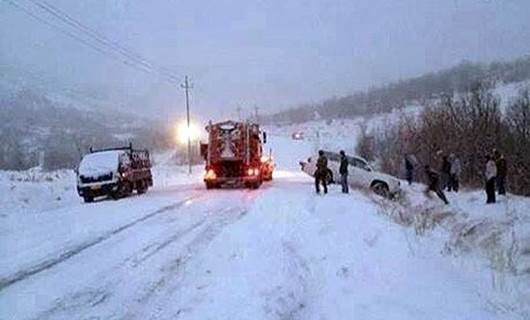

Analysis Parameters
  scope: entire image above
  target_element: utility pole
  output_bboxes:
[181,75,193,174]
[254,105,260,123]
[236,105,242,121]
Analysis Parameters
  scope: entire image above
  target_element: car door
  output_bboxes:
[347,156,372,188]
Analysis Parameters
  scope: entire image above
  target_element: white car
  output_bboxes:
[299,151,401,197]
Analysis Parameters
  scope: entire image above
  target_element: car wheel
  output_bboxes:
[83,195,94,203]
[371,181,389,197]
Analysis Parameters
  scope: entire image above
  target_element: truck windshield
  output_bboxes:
[78,151,123,178]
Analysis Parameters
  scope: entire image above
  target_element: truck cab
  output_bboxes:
[200,120,273,189]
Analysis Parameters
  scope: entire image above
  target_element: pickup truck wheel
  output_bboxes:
[371,181,389,197]
[83,195,94,203]
[112,182,132,199]
[137,180,147,194]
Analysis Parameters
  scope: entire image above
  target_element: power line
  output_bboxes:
[29,0,182,84]
[27,0,155,73]
[2,0,155,76]
[3,0,181,85]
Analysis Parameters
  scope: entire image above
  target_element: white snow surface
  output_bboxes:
[1,127,529,319]
[78,150,124,178]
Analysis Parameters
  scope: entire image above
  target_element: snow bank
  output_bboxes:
[0,167,78,216]
[370,184,530,317]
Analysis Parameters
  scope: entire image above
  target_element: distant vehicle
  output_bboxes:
[200,120,272,189]
[77,144,153,202]
[291,131,304,140]
[299,151,400,197]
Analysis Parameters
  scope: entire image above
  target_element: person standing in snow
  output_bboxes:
[440,155,451,191]
[424,165,449,204]
[485,155,497,204]
[339,150,349,194]
[448,153,461,192]
[494,149,507,195]
[315,150,328,194]
[405,154,415,185]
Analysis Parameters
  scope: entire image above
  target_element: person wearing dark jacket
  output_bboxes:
[441,156,451,191]
[405,154,415,185]
[339,150,349,194]
[315,150,328,194]
[494,150,507,195]
[485,155,497,204]
[424,165,449,204]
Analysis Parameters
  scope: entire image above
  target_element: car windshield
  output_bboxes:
[348,156,371,171]
[322,152,371,171]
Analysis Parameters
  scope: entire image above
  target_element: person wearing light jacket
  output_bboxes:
[485,155,497,204]
[448,153,461,192]
[494,149,507,195]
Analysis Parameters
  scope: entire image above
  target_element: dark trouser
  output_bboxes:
[406,169,413,185]
[441,173,449,190]
[448,174,459,192]
[340,173,349,193]
[497,176,506,195]
[486,178,496,203]
[429,183,449,204]
[315,172,328,194]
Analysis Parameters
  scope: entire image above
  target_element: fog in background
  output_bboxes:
[2,0,530,120]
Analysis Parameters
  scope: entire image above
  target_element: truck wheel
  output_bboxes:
[250,181,262,189]
[83,195,94,203]
[112,182,132,199]
[124,182,133,196]
[206,182,217,190]
[137,180,147,194]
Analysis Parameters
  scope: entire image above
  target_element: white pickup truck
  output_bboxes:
[299,151,401,197]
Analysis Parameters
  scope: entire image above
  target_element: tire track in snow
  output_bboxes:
[127,217,209,268]
[0,194,203,291]
[130,206,250,319]
[29,206,249,320]
[264,241,311,320]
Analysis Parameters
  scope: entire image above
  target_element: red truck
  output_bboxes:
[200,120,273,189]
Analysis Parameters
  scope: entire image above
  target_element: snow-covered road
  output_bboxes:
[0,136,521,319]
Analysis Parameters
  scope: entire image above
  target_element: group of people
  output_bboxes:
[313,147,508,204]
[314,150,350,195]
[406,149,507,205]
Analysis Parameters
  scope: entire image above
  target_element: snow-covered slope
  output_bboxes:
[267,80,529,155]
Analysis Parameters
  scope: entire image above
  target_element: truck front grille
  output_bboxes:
[80,173,113,183]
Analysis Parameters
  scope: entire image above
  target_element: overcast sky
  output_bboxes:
[1,0,530,120]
